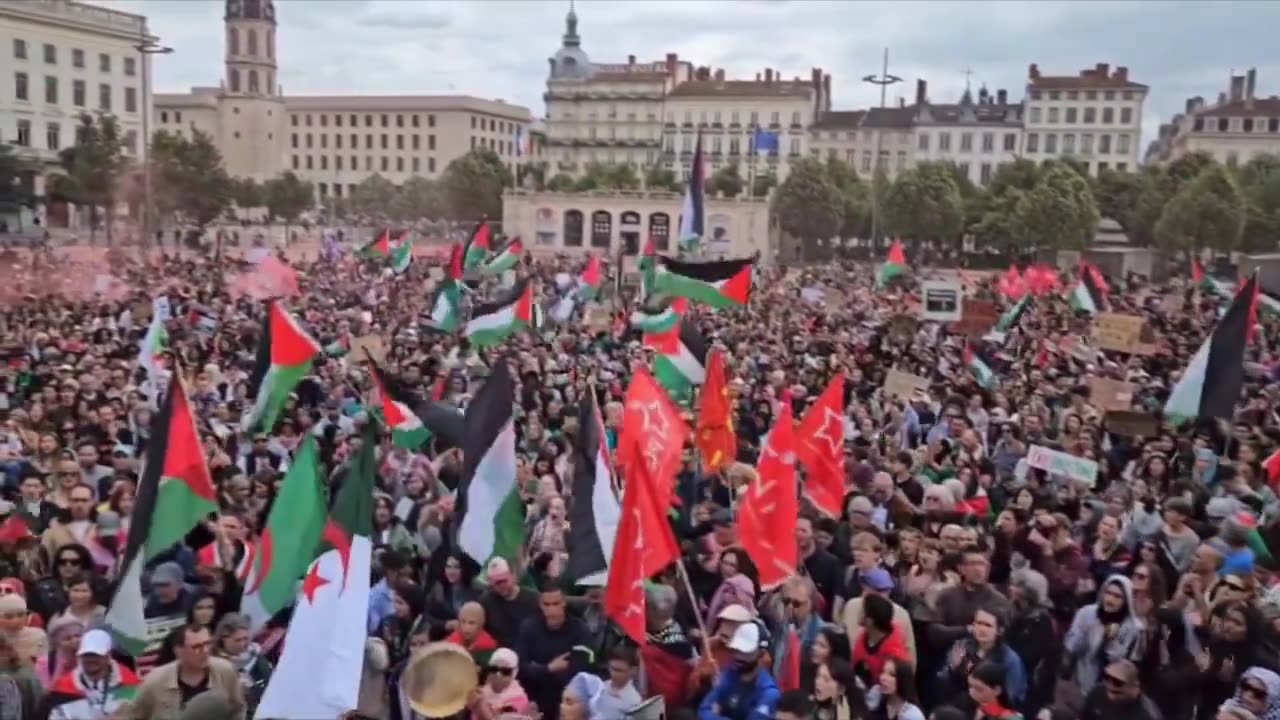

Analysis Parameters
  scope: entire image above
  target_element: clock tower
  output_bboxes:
[220,0,285,179]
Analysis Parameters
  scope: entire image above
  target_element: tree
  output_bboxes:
[882,162,965,243]
[576,162,641,191]
[349,174,398,219]
[751,170,777,198]
[1155,163,1246,256]
[1094,167,1149,233]
[708,164,745,198]
[1011,161,1100,251]
[391,175,442,221]
[547,173,575,192]
[1235,154,1280,254]
[970,159,1040,248]
[149,129,233,232]
[439,148,511,220]
[263,171,315,238]
[822,158,869,239]
[229,177,264,209]
[0,144,37,211]
[643,166,681,192]
[772,158,842,260]
[57,113,128,245]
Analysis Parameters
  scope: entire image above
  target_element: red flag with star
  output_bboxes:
[617,368,689,498]
[795,373,845,517]
[604,459,680,644]
[738,397,799,589]
[696,349,736,473]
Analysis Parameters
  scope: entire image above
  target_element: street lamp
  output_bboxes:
[862,48,902,251]
[135,40,173,251]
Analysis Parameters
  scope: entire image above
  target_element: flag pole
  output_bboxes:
[676,558,712,656]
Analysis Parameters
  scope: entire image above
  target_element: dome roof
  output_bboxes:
[549,4,592,79]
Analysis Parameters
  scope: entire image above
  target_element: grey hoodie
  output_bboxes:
[1063,574,1145,695]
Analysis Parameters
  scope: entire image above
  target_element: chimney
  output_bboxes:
[665,52,677,79]
[916,79,927,105]
[1114,66,1128,82]
[812,67,822,90]
[1230,74,1245,102]
[978,86,989,104]
[628,54,635,65]
[765,68,773,83]
[1028,63,1040,80]
[1246,67,1257,101]
[823,74,831,110]
[714,68,725,82]
[1185,97,1196,114]
[899,96,905,108]
[997,88,1007,104]
[755,72,762,82]
[1218,91,1228,106]
[1095,62,1109,77]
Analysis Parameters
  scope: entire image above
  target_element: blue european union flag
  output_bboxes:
[751,129,780,153]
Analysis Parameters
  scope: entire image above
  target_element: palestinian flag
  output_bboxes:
[241,301,322,434]
[256,423,375,719]
[552,254,604,323]
[104,373,217,655]
[46,658,140,718]
[875,240,907,288]
[324,333,350,358]
[463,220,492,271]
[631,297,687,334]
[653,256,753,310]
[424,243,464,333]
[678,131,705,253]
[454,359,524,567]
[964,343,996,389]
[1164,272,1258,421]
[483,236,523,275]
[638,237,657,297]
[995,295,1030,332]
[367,358,429,449]
[239,436,326,632]
[1069,263,1107,314]
[358,228,395,259]
[390,231,412,274]
[653,322,708,405]
[1192,257,1210,289]
[464,279,533,348]
[565,391,621,586]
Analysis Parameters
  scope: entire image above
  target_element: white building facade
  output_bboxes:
[1022,62,1146,175]
[910,81,1024,186]
[1146,68,1280,166]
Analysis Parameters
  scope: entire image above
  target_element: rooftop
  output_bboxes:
[668,80,812,99]
[1194,97,1280,118]
[812,110,867,130]
[862,106,916,129]
[917,102,1022,125]
[1027,62,1148,91]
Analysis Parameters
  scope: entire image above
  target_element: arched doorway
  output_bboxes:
[649,212,671,251]
[620,211,641,255]
[563,210,583,247]
[591,210,611,248]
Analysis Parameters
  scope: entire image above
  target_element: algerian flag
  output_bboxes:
[464,279,533,348]
[483,237,523,275]
[239,436,326,632]
[137,311,167,387]
[241,301,322,434]
[256,424,375,719]
[367,358,429,449]
[454,360,524,566]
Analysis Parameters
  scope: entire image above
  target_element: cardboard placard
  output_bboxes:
[1094,312,1154,355]
[1106,411,1160,438]
[948,299,999,338]
[888,314,917,341]
[1026,444,1099,487]
[1088,377,1136,412]
[883,369,930,400]
[584,306,612,333]
[349,334,387,363]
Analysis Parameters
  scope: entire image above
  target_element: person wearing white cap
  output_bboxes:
[45,629,142,720]
[697,621,781,720]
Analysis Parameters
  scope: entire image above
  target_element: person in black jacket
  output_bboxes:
[1082,660,1162,720]
[515,583,590,720]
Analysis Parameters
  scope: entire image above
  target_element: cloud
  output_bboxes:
[96,0,1280,148]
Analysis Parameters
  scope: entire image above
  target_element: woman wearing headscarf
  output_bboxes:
[1063,574,1145,697]
[468,648,529,720]
[707,573,756,631]
[560,671,604,720]
[33,616,82,688]
[1222,667,1280,720]
[1196,602,1277,720]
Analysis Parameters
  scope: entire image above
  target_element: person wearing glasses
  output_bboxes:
[1063,576,1144,698]
[127,623,246,720]
[1080,660,1161,720]
[466,648,529,720]
[1221,668,1280,720]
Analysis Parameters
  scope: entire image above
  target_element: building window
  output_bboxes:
[411,135,419,150]
[1269,118,1279,133]
[230,69,240,92]
[395,114,404,128]
[249,70,259,93]
[770,111,780,125]
[412,157,419,172]
[365,115,373,127]
[1063,134,1075,154]
[862,150,871,172]
[335,156,343,171]
[649,213,670,250]
[45,76,57,104]
[381,114,388,128]
[957,161,970,178]
[918,133,930,151]
[380,134,387,149]
[1083,108,1096,123]
[305,156,313,170]
[124,57,136,76]
[175,111,182,123]
[70,48,84,68]
[13,39,26,59]
[428,114,436,127]
[1117,163,1128,172]
[305,134,312,149]
[1029,107,1042,124]
[1063,107,1076,123]
[1003,133,1017,151]
[1244,118,1255,133]
[98,83,110,111]
[396,157,404,172]
[1085,91,1097,100]
[789,138,800,155]
[162,112,170,124]
[1102,107,1114,124]
[1026,133,1039,153]
[380,156,388,171]
[43,43,55,64]
[1044,134,1057,153]
[320,134,327,149]
[125,87,137,113]
[46,122,60,150]
[411,115,419,128]
[1117,134,1130,154]
[1029,91,1041,100]
[1218,117,1229,132]
[564,210,584,247]
[98,53,110,72]
[791,110,800,125]
[14,72,28,101]
[429,157,435,173]
[1120,107,1132,124]
[73,80,85,106]
[320,156,327,170]
[291,133,298,148]
[1047,108,1059,124]
[1098,134,1111,154]
[366,134,373,149]
[396,135,404,150]
[938,132,951,152]
[16,119,30,146]
[1081,134,1093,154]
[292,155,299,170]
[897,151,907,170]
[247,29,258,55]
[981,132,994,152]
[1048,91,1060,100]
[980,163,993,185]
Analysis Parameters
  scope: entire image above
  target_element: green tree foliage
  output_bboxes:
[708,164,745,198]
[440,148,512,220]
[1093,168,1149,234]
[1155,162,1246,254]
[1235,154,1280,254]
[263,171,315,232]
[644,166,681,192]
[546,173,575,192]
[970,159,1039,247]
[391,175,442,221]
[229,177,264,208]
[882,161,965,242]
[573,162,641,191]
[349,174,398,219]
[149,129,233,230]
[1011,161,1100,251]
[0,144,37,209]
[772,158,842,258]
[56,113,128,245]
[751,170,777,198]
[822,158,870,239]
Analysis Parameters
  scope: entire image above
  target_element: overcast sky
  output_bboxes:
[98,0,1280,149]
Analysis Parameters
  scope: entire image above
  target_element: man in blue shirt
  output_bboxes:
[366,550,408,632]
[699,621,780,720]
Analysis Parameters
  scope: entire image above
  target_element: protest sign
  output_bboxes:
[920,280,962,322]
[1094,313,1155,355]
[1088,377,1135,412]
[349,334,387,363]
[1026,444,1099,487]
[584,306,612,333]
[801,287,825,305]
[948,299,999,338]
[1106,411,1161,438]
[883,369,929,400]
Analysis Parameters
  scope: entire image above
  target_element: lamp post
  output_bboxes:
[134,40,173,251]
[862,48,902,251]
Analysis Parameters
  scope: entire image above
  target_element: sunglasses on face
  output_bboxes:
[57,557,81,567]
[488,666,514,676]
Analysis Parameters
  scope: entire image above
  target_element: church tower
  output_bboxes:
[220,0,285,179]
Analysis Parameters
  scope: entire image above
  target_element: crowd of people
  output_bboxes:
[0,235,1277,720]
